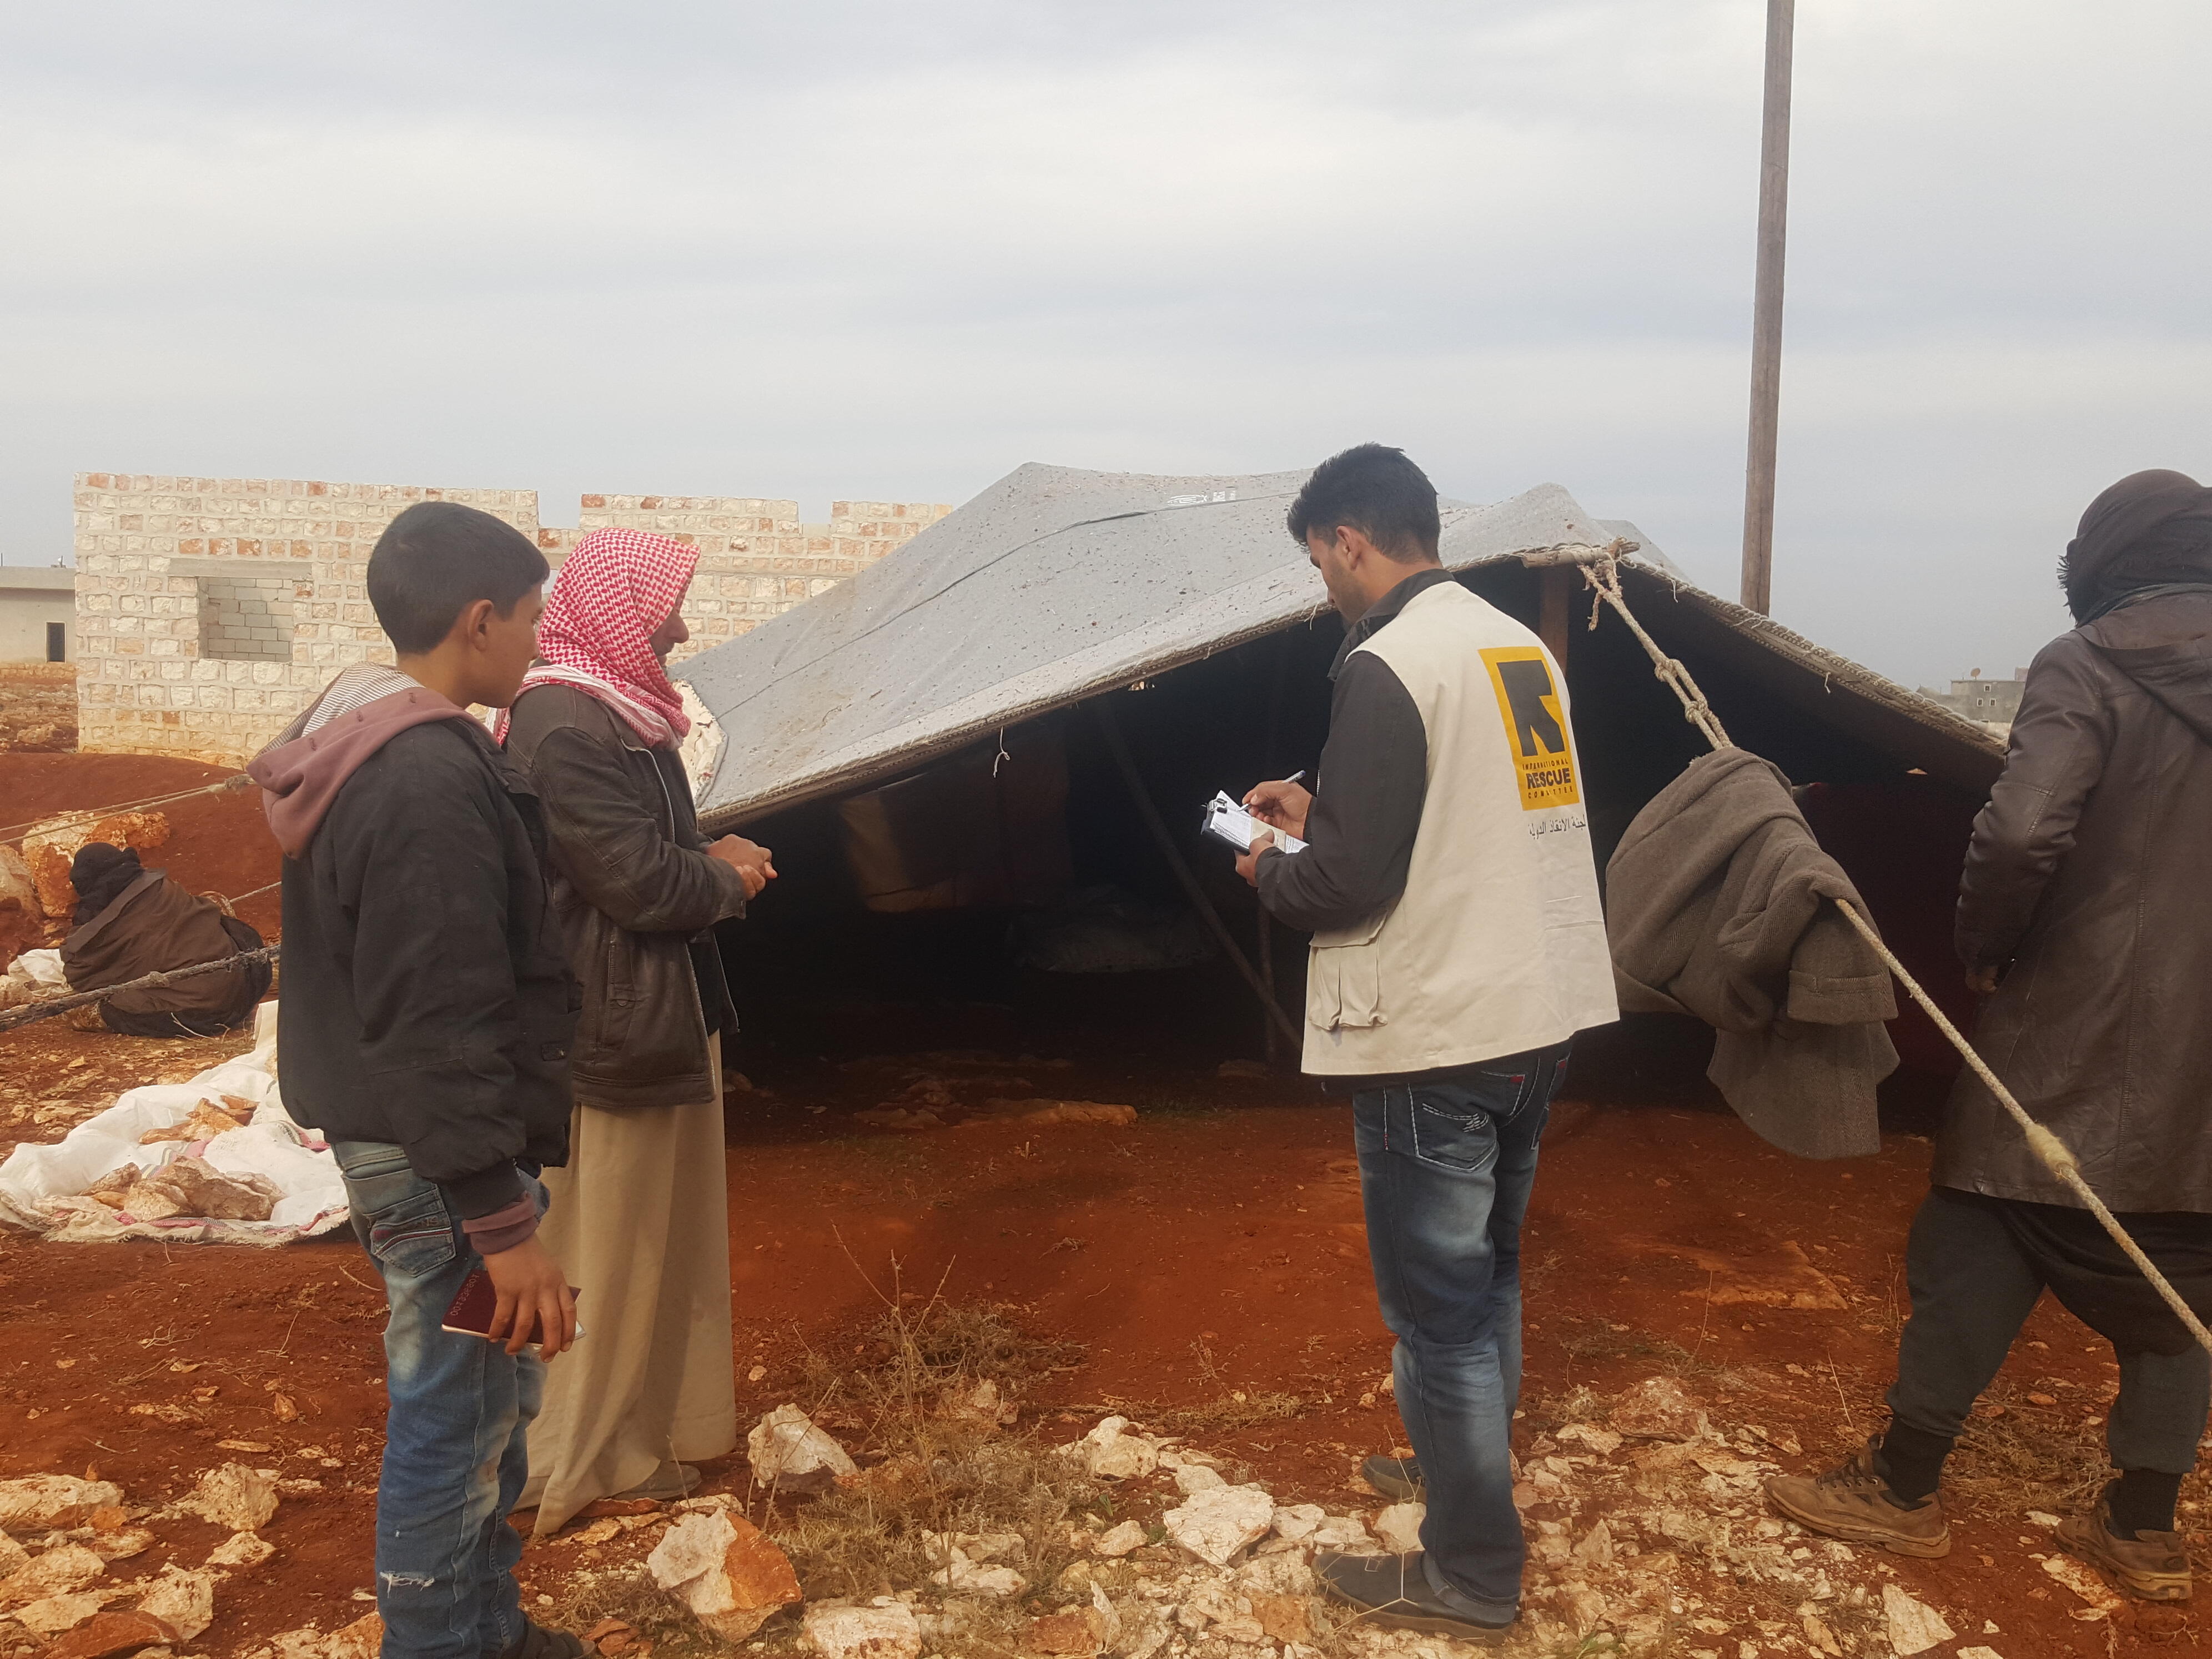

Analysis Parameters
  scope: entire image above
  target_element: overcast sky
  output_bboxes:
[3,1,2206,686]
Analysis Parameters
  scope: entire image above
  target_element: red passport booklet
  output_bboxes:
[441,1269,582,1343]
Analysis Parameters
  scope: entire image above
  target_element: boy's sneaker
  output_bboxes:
[1316,1550,1514,1641]
[1764,1436,1950,1557]
[1361,1453,1425,1503]
[2057,1500,2192,1601]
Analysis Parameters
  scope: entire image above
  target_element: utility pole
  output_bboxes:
[1740,0,1794,615]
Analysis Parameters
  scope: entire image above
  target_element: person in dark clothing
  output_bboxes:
[1236,445,1616,1640]
[248,501,585,1659]
[1769,470,2212,1604]
[497,526,771,1532]
[59,843,268,1035]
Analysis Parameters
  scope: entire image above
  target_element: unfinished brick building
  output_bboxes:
[70,474,949,765]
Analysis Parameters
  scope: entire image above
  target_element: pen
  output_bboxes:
[1285,770,1306,785]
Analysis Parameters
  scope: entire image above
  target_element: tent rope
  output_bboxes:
[0,773,255,845]
[1541,541,2212,1361]
[0,946,280,1035]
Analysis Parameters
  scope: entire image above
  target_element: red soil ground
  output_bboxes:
[2,751,283,941]
[0,756,2194,1653]
[1,1010,2198,1654]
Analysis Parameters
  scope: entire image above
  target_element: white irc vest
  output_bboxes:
[1303,580,1618,1075]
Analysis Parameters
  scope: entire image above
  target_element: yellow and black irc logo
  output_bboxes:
[1480,647,1581,811]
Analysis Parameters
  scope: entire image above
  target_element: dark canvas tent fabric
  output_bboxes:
[682,462,2001,832]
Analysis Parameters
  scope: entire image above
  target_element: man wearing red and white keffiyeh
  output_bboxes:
[495,527,697,748]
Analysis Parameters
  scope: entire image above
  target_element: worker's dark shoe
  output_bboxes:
[613,1461,700,1501]
[2057,1500,2192,1601]
[1316,1550,1514,1640]
[492,1621,587,1659]
[1361,1452,1425,1502]
[1764,1437,1950,1557]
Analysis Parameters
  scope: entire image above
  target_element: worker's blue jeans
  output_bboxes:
[335,1142,545,1659]
[1352,1042,1571,1617]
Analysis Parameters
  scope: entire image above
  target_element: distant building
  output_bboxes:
[71,474,951,763]
[1918,667,2028,730]
[0,565,74,662]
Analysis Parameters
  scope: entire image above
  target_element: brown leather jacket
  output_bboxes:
[1935,591,2212,1211]
[502,685,747,1110]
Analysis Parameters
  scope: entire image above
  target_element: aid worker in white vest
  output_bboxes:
[1238,443,1617,1641]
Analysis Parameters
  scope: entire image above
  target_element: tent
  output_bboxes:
[680,463,2003,1072]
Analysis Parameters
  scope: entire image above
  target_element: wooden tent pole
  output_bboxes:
[1094,697,1303,1052]
[1740,0,1795,616]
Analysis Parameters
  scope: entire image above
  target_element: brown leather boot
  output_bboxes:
[2057,1499,2192,1601]
[1764,1436,1951,1557]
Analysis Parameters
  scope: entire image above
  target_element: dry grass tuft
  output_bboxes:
[1145,1390,1305,1434]
[538,1566,717,1659]
[765,1263,1106,1632]
[1945,1380,2113,1521]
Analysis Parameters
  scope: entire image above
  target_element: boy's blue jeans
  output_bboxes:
[1351,1041,1570,1620]
[334,1142,545,1659]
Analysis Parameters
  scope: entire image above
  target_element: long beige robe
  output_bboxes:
[522,1051,736,1534]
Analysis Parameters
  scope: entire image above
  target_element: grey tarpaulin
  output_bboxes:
[681,460,2003,832]
[685,464,1682,830]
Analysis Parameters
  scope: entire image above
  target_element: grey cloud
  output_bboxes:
[2,0,2207,688]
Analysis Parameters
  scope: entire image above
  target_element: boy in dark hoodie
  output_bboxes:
[251,501,584,1659]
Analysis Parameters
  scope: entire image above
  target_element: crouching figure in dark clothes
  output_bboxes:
[1768,469,2212,1603]
[60,843,268,1035]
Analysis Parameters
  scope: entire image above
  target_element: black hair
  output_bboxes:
[366,501,548,654]
[1285,443,1441,561]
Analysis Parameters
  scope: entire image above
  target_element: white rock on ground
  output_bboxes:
[1371,1503,1425,1555]
[803,1597,923,1659]
[139,1566,217,1642]
[1268,1503,1324,1543]
[929,1554,1027,1597]
[1088,1582,1122,1649]
[1572,1519,1615,1566]
[747,1404,859,1487]
[1176,1580,1266,1644]
[88,1528,154,1563]
[208,1531,277,1568]
[1093,1520,1148,1557]
[2039,1552,2123,1613]
[1956,1648,2004,1659]
[0,1477,123,1534]
[1306,1513,1376,1551]
[646,1510,803,1640]
[1163,1484,1276,1567]
[1075,1417,1160,1481]
[0,1543,105,1606]
[324,1610,385,1659]
[1172,1465,1227,1495]
[1555,1422,1625,1456]
[1882,1583,1955,1655]
[190,1463,280,1532]
[14,1593,105,1637]
[1561,1585,1610,1637]
[1607,1376,1710,1442]
[1235,1552,1316,1597]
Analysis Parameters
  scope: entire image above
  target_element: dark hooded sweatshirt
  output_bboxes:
[249,673,579,1228]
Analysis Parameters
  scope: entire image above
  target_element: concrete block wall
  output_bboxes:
[73,475,953,763]
[198,572,297,662]
[541,494,953,664]
[73,475,540,763]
